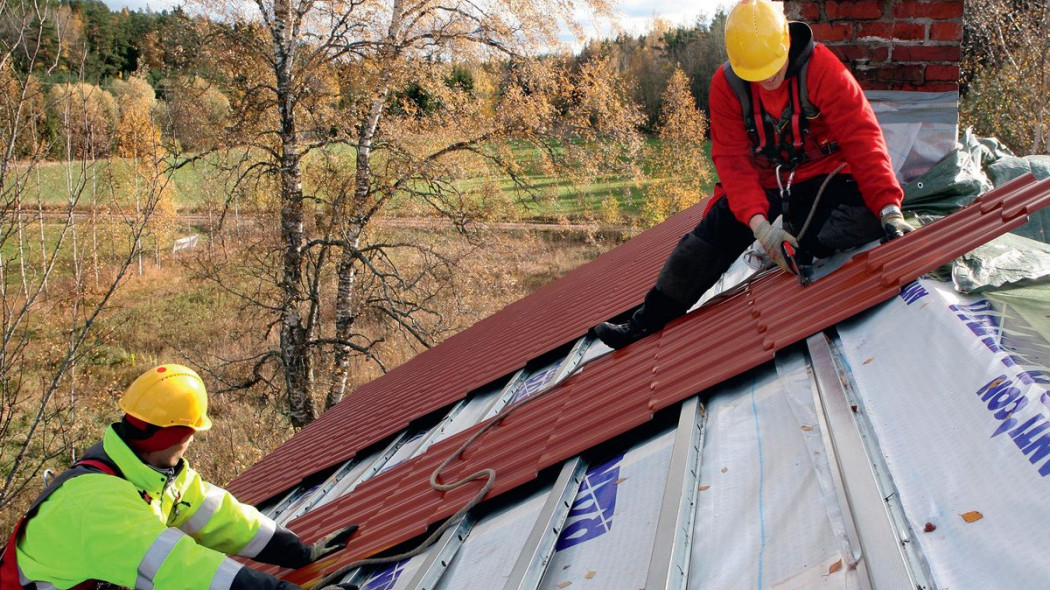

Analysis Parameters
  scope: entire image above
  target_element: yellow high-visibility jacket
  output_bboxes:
[14,426,310,590]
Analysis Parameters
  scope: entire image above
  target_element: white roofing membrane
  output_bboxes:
[538,428,676,590]
[432,485,552,590]
[838,278,1050,589]
[689,357,859,590]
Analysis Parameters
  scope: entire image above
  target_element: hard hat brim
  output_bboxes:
[733,52,789,83]
[192,413,213,432]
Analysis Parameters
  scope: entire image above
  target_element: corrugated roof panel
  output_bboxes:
[228,206,704,503]
[272,175,1050,585]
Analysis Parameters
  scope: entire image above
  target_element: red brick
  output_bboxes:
[876,64,925,83]
[827,0,884,20]
[893,0,964,19]
[828,43,891,63]
[925,64,960,81]
[810,22,854,42]
[893,44,961,62]
[857,21,926,41]
[930,21,963,41]
[785,0,822,20]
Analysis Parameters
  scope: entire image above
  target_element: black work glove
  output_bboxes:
[881,208,914,240]
[309,524,359,562]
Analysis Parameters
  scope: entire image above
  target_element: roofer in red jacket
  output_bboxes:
[594,0,914,349]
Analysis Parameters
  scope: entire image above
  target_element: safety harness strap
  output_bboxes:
[722,22,833,170]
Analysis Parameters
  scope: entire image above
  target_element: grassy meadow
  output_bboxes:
[13,140,713,222]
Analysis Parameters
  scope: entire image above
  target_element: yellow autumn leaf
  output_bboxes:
[828,560,843,574]
[961,511,984,523]
[699,485,711,491]
[585,571,597,580]
[801,425,814,431]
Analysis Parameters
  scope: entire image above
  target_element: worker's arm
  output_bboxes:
[17,475,304,590]
[709,67,772,225]
[172,467,355,569]
[806,44,904,216]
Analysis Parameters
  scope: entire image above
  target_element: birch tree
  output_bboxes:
[193,0,643,426]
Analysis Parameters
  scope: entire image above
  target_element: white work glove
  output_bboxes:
[752,217,799,275]
[881,207,914,240]
[309,524,359,562]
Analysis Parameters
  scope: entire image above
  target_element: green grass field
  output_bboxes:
[10,140,714,222]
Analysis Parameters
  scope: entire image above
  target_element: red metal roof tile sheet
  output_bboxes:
[270,174,1050,587]
[227,206,705,503]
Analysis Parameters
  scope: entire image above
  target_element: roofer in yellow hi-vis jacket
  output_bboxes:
[0,364,358,590]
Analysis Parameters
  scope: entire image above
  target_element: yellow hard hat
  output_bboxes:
[120,364,213,431]
[725,0,791,82]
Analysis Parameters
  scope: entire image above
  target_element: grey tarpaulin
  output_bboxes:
[902,129,1050,241]
[901,140,990,214]
[986,154,1050,242]
[950,232,1050,294]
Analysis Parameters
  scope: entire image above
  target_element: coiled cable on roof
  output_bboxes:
[312,354,595,589]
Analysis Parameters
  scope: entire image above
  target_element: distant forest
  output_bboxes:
[7,0,1047,154]
[15,0,728,131]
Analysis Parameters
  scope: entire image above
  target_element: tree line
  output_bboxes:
[9,0,1047,155]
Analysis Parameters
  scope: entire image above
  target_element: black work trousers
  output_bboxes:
[633,173,883,331]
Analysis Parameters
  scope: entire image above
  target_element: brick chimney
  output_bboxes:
[783,0,964,179]
[784,0,963,92]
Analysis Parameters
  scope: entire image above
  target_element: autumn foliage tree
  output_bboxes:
[641,66,712,227]
[961,0,1049,154]
[0,0,175,519]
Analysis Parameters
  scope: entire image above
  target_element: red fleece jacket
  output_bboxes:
[709,43,904,225]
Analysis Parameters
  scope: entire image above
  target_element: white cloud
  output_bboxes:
[564,0,730,51]
[102,0,180,12]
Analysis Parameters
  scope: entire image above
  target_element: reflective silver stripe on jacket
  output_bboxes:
[19,564,58,590]
[136,528,186,589]
[236,516,276,559]
[209,558,244,590]
[180,485,225,536]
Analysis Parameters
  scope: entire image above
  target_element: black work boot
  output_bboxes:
[593,318,652,350]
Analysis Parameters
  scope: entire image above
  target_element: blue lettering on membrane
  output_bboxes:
[555,453,625,551]
[361,561,406,590]
[899,281,929,305]
[975,376,1050,477]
